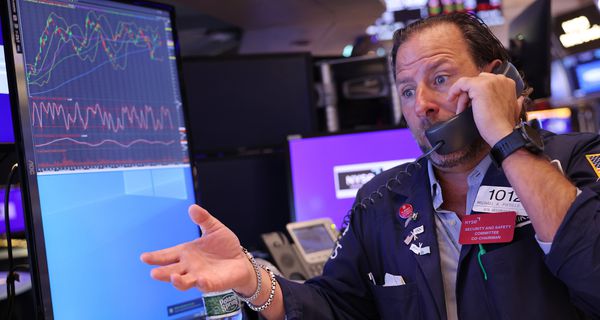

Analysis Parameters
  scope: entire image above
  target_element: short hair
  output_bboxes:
[390,13,531,116]
[391,13,509,77]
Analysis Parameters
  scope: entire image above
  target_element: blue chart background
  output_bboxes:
[17,0,186,170]
[38,167,206,319]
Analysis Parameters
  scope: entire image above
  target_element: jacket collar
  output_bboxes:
[388,157,430,198]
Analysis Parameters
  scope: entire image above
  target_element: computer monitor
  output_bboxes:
[527,108,574,134]
[0,15,15,144]
[427,0,505,26]
[2,0,206,318]
[0,185,25,235]
[287,128,422,228]
[194,152,290,251]
[508,0,551,100]
[574,59,600,95]
[328,57,396,130]
[183,54,316,153]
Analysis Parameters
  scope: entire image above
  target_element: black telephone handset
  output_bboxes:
[424,62,525,155]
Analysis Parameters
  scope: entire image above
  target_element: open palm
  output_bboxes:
[140,205,253,293]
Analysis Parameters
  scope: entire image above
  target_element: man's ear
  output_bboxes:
[483,59,503,73]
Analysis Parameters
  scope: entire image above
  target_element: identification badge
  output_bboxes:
[459,212,516,245]
[473,186,527,217]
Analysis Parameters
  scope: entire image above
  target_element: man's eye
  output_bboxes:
[435,75,448,85]
[402,89,415,98]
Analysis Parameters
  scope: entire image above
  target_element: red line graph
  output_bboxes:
[31,101,174,133]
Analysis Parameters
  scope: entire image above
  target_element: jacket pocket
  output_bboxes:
[370,282,420,319]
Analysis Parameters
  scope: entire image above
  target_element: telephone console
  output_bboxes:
[261,218,338,281]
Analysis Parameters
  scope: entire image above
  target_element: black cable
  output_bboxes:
[338,141,443,236]
[3,163,19,320]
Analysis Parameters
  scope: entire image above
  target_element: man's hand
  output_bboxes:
[140,205,256,294]
[447,72,523,146]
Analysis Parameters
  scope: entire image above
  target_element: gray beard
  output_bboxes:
[418,136,488,169]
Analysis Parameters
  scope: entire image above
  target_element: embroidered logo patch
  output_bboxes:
[585,154,600,178]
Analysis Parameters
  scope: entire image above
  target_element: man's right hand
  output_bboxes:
[140,204,256,295]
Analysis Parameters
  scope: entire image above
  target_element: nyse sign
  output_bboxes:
[333,159,414,199]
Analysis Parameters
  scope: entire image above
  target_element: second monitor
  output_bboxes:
[287,128,422,228]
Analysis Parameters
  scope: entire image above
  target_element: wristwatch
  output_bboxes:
[490,123,544,167]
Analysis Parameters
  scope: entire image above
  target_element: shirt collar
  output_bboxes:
[427,155,493,211]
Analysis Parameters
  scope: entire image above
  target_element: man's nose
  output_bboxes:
[414,86,440,118]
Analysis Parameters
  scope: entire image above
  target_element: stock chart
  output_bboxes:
[18,0,188,172]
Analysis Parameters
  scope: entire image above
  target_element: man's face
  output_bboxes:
[395,23,487,169]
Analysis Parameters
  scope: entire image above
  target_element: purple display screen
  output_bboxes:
[0,186,25,234]
[0,15,15,144]
[288,128,422,228]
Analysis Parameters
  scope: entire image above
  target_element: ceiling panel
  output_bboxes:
[161,0,594,55]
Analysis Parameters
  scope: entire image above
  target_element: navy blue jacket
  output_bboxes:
[278,131,600,319]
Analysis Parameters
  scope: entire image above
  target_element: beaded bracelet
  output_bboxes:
[247,264,277,312]
[233,246,262,303]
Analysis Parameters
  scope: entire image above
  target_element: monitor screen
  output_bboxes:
[330,57,396,130]
[291,224,336,254]
[557,48,600,98]
[0,15,15,143]
[0,185,25,235]
[183,54,316,153]
[288,128,422,228]
[575,59,600,94]
[428,0,505,26]
[2,0,205,318]
[194,153,290,251]
[508,0,551,100]
[527,108,573,134]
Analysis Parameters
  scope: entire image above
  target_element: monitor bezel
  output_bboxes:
[0,0,199,317]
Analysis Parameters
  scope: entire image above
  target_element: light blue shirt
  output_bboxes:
[428,156,491,320]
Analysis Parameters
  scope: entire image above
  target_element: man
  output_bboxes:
[141,13,600,319]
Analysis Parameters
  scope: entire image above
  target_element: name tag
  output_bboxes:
[459,212,516,244]
[473,186,527,217]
